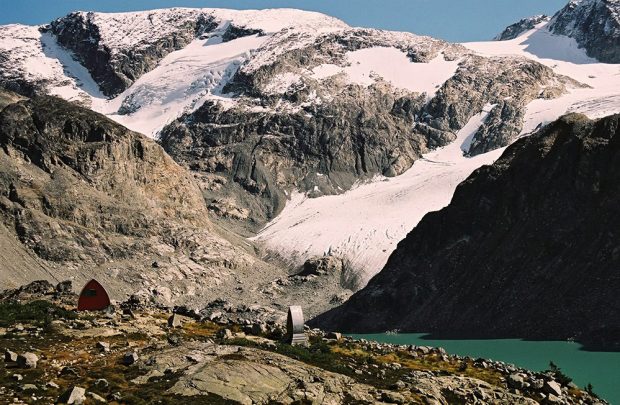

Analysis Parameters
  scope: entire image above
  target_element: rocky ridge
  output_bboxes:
[494,15,551,40]
[312,113,620,350]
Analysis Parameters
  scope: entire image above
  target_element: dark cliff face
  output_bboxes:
[48,12,218,97]
[0,91,210,262]
[312,113,620,350]
[160,83,429,224]
[548,0,620,63]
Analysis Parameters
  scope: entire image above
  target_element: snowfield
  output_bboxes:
[311,48,460,97]
[82,8,348,52]
[464,22,620,130]
[253,21,620,287]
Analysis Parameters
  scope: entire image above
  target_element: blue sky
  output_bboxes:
[0,0,568,42]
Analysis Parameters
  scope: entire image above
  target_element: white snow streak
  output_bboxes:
[97,32,269,137]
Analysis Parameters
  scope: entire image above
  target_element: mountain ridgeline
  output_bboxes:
[312,113,620,350]
[0,8,583,229]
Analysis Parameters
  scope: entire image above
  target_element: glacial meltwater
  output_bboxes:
[350,334,620,404]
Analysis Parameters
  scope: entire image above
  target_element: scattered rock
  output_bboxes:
[12,374,23,381]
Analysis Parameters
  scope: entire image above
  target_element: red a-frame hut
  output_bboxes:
[77,279,111,311]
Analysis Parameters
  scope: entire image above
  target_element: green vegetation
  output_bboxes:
[0,300,76,327]
[548,361,573,386]
[586,383,599,399]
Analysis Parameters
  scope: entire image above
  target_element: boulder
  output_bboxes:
[217,329,234,339]
[168,313,191,328]
[381,391,406,404]
[123,352,139,366]
[20,383,38,392]
[507,374,526,389]
[88,392,107,403]
[4,349,17,362]
[326,332,342,340]
[58,386,86,404]
[543,380,562,397]
[93,378,109,390]
[208,311,223,322]
[96,342,110,352]
[60,366,80,377]
[251,323,267,336]
[16,352,38,368]
[56,280,73,294]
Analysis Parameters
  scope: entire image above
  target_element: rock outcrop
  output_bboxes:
[0,8,589,230]
[0,91,211,263]
[0,90,355,315]
[313,113,620,350]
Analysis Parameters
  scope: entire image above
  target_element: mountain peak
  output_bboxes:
[494,15,550,40]
[547,0,620,62]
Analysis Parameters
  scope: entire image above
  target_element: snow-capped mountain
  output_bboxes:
[496,1,620,63]
[548,0,620,63]
[0,4,619,289]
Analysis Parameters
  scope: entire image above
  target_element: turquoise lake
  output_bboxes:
[350,334,620,404]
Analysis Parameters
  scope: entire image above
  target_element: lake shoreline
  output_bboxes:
[351,333,620,404]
